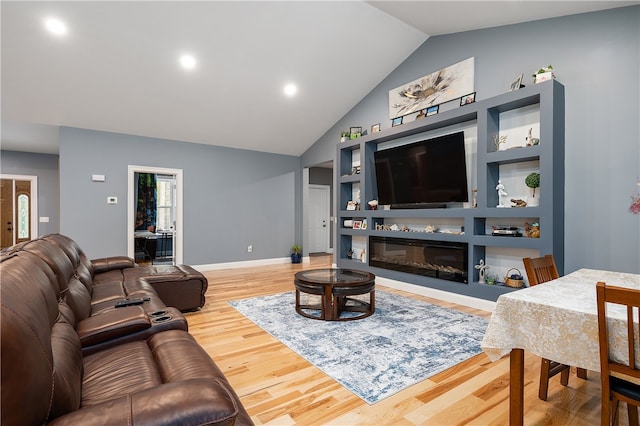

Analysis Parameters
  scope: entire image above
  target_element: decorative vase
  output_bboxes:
[527,188,539,207]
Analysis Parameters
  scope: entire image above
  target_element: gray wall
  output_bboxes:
[59,127,301,263]
[0,150,60,236]
[302,6,640,274]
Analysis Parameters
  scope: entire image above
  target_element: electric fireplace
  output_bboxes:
[369,236,468,283]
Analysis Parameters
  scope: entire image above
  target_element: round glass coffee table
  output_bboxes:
[294,269,375,321]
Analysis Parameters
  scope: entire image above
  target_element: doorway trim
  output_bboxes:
[127,165,183,264]
[0,174,38,244]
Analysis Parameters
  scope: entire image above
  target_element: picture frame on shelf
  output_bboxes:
[426,105,439,116]
[346,201,356,211]
[509,73,524,91]
[391,116,403,127]
[352,220,362,229]
[460,92,476,106]
[349,127,362,139]
[371,123,381,133]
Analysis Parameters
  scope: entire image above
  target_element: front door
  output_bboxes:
[0,178,32,249]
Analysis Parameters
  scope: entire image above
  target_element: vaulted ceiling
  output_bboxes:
[2,1,636,156]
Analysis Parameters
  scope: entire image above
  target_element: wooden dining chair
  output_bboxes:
[596,281,640,426]
[523,254,588,400]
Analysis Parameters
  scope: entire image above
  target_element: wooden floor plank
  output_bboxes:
[185,255,605,425]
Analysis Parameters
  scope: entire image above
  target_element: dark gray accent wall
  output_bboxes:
[302,6,640,274]
[59,127,301,262]
[0,150,60,236]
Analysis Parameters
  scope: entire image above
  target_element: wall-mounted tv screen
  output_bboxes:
[374,131,469,208]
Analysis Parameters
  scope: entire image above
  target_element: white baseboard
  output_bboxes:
[376,276,496,313]
[192,258,495,312]
[193,256,311,272]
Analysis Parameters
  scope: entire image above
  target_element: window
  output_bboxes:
[17,194,29,239]
[156,175,175,231]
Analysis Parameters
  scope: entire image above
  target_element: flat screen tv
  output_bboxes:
[374,131,469,208]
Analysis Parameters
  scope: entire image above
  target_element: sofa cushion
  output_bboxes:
[21,239,75,296]
[1,254,75,425]
[50,319,83,419]
[82,341,162,407]
[65,277,93,320]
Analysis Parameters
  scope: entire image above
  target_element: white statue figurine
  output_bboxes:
[474,259,490,284]
[496,180,508,208]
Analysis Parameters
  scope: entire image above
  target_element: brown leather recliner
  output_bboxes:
[1,246,253,425]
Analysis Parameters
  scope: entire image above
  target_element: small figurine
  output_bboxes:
[525,128,540,146]
[496,180,508,208]
[525,222,540,238]
[474,259,490,284]
[425,224,437,233]
[511,198,527,207]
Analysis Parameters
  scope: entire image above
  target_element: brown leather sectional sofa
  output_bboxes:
[1,234,253,425]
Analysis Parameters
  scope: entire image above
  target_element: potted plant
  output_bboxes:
[532,65,555,84]
[525,172,540,206]
[291,244,302,264]
[340,131,349,143]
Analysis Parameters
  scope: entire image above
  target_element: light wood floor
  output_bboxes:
[185,255,608,425]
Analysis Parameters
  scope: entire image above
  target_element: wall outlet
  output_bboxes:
[247,245,253,253]
[107,196,118,204]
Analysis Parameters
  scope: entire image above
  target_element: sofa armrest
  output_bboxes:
[76,306,150,347]
[92,256,135,273]
[46,379,248,426]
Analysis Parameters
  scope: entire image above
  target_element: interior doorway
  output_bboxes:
[127,165,183,265]
[0,175,38,249]
[304,162,334,257]
[308,184,330,253]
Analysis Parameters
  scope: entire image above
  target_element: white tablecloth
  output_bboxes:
[481,268,640,372]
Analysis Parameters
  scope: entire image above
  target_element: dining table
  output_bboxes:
[481,268,640,426]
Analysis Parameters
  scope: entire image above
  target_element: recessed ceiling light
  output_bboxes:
[179,54,197,70]
[44,18,67,36]
[284,83,298,97]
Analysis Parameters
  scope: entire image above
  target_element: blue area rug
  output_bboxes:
[229,290,488,404]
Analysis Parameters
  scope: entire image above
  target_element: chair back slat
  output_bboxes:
[523,254,560,286]
[629,306,637,370]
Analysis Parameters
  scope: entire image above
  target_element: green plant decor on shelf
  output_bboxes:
[525,172,540,198]
[532,65,553,78]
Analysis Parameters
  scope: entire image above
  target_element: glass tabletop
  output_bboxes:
[295,268,374,284]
